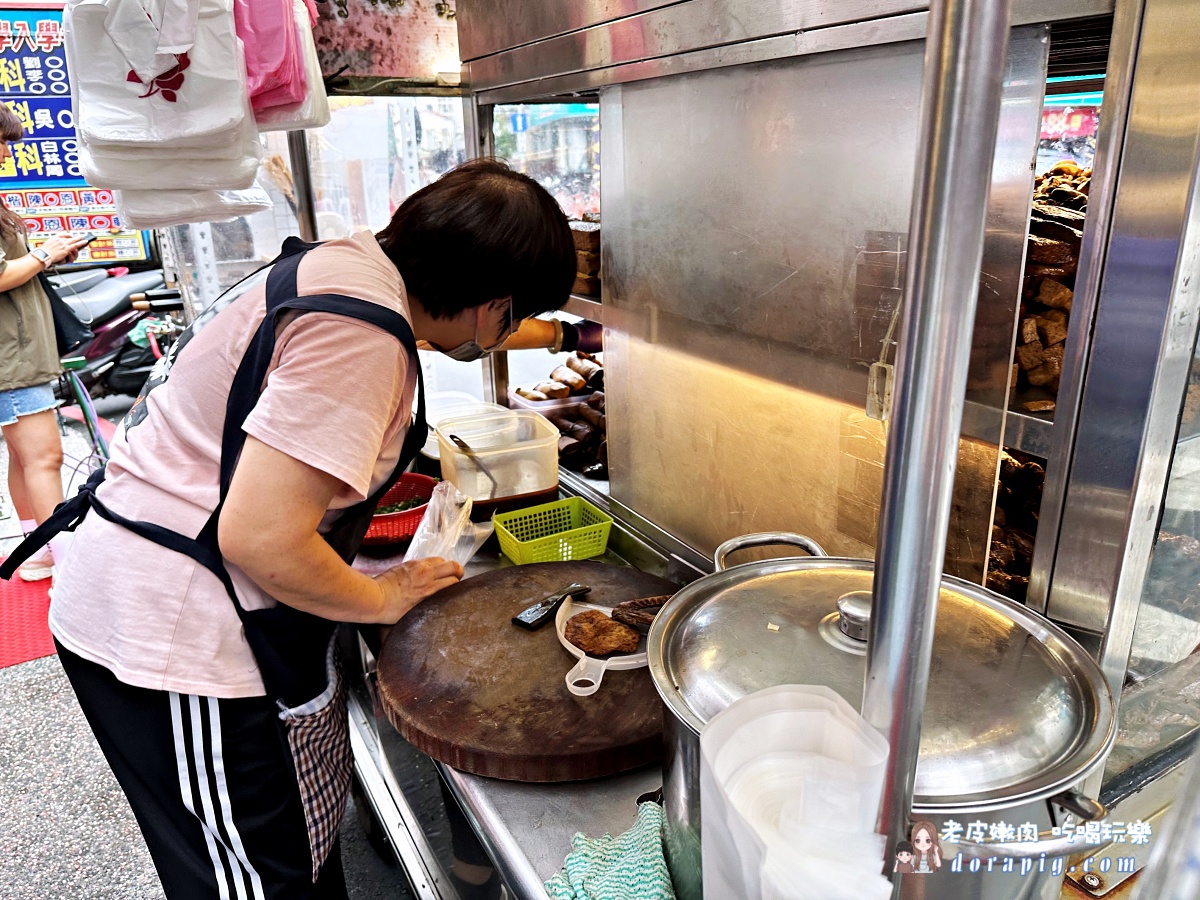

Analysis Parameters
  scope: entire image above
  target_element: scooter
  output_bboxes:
[48,266,174,399]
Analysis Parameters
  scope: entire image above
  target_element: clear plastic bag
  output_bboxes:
[700,685,892,900]
[403,481,493,568]
[80,128,262,190]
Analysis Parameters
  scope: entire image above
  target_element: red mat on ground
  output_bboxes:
[59,403,118,441]
[0,562,54,668]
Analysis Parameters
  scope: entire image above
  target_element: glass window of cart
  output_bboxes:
[492,102,600,219]
[1036,82,1101,175]
[1103,346,1200,785]
[492,103,602,395]
[165,97,485,399]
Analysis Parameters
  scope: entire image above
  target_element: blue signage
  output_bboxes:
[0,8,78,189]
[0,5,150,262]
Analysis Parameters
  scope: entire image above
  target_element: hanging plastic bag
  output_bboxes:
[403,482,493,569]
[66,0,250,150]
[255,0,330,131]
[115,183,272,229]
[80,126,262,190]
[234,0,306,107]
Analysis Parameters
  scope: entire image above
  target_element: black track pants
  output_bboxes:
[57,642,348,900]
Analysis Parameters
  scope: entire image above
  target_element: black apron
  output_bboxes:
[1,237,427,878]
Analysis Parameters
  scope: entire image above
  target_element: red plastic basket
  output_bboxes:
[362,473,438,545]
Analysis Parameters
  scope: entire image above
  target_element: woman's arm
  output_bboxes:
[499,316,559,350]
[0,233,87,293]
[0,254,48,293]
[218,436,463,624]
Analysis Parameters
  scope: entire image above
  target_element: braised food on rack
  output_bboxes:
[564,609,641,656]
[986,450,1044,602]
[550,390,607,479]
[569,218,601,297]
[512,354,608,479]
[1012,162,1091,412]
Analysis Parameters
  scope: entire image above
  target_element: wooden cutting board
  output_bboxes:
[377,560,678,782]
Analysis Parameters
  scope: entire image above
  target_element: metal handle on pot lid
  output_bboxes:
[713,532,828,571]
[1051,788,1107,822]
[836,592,872,641]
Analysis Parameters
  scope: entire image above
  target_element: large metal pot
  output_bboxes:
[647,533,1116,900]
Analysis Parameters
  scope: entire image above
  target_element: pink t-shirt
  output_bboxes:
[50,233,417,698]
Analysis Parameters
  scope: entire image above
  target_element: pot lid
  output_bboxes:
[648,557,1116,812]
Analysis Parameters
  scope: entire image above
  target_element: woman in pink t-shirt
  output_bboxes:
[37,159,576,900]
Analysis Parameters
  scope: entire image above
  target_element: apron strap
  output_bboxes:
[1,239,428,708]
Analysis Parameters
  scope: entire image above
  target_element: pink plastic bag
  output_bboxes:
[233,0,308,110]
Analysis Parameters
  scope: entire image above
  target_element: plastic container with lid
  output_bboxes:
[421,391,513,460]
[436,410,559,505]
[507,386,594,414]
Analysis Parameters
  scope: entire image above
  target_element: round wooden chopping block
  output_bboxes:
[377,560,678,782]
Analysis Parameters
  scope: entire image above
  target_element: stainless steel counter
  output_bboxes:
[352,523,670,900]
[440,763,662,898]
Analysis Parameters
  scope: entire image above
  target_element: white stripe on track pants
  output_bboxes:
[57,642,348,900]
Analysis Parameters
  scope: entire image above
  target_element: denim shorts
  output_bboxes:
[0,382,58,427]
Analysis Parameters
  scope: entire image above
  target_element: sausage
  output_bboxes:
[577,404,606,431]
[532,381,570,399]
[552,418,596,446]
[566,355,604,390]
[550,366,588,393]
[557,436,584,459]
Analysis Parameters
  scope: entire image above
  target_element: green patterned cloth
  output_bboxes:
[544,802,676,900]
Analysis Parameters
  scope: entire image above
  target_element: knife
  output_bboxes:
[512,583,591,630]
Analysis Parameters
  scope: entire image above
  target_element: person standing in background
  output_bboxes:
[0,103,89,580]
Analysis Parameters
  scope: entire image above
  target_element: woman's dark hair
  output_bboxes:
[377,158,576,331]
[0,105,26,243]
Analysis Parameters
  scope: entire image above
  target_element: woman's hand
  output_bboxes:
[220,437,462,625]
[373,558,464,624]
[37,233,88,266]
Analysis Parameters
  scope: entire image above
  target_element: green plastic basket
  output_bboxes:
[494,498,613,564]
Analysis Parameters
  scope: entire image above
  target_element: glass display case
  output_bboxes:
[491,102,599,219]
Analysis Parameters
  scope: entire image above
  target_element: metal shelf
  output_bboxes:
[962,400,1055,458]
[562,293,604,322]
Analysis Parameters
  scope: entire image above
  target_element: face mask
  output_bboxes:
[439,300,513,362]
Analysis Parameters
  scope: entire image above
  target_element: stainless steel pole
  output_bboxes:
[287,130,318,242]
[862,0,1013,873]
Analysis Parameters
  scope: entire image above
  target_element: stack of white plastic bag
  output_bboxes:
[64,0,328,229]
[700,685,893,900]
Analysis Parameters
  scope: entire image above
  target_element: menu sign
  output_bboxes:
[0,4,151,263]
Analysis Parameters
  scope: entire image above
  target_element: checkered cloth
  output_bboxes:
[279,651,353,882]
[545,802,676,900]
